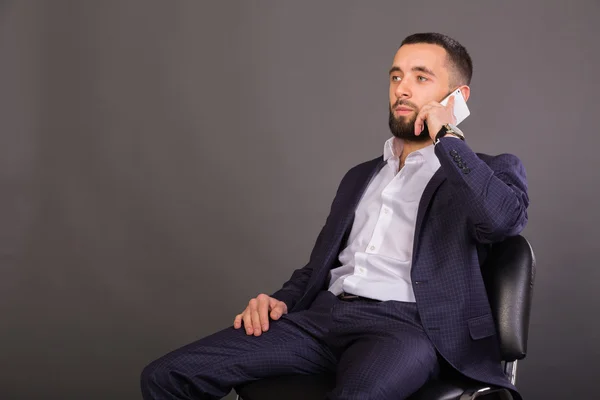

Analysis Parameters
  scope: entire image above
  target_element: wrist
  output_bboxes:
[444,133,462,139]
[434,123,465,145]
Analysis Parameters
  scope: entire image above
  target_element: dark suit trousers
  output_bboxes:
[141,291,440,400]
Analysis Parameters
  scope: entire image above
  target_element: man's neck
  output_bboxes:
[393,137,433,170]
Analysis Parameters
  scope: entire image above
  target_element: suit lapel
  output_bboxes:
[298,157,386,306]
[413,168,447,247]
[300,156,444,310]
[335,157,387,244]
[337,158,446,253]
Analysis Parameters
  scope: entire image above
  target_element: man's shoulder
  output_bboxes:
[334,156,383,189]
[347,152,523,167]
[337,156,381,180]
[347,156,383,174]
[341,149,524,178]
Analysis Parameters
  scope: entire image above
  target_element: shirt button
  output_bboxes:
[383,208,389,214]
[370,245,375,251]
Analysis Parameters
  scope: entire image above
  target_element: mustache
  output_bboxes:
[391,99,419,110]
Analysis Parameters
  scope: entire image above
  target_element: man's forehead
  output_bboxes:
[392,43,448,71]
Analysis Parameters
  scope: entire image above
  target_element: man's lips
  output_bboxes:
[395,106,414,115]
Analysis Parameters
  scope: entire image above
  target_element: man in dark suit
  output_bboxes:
[141,32,528,400]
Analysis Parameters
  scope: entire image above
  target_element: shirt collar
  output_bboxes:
[382,136,440,171]
[383,137,397,161]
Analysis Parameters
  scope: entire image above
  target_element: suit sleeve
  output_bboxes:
[270,170,349,311]
[434,137,529,244]
[269,224,327,311]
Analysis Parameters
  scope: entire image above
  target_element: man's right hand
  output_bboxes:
[233,294,288,336]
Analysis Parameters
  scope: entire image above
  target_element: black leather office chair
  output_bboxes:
[235,235,535,400]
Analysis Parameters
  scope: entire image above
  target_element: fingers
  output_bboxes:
[235,295,287,336]
[233,313,243,329]
[246,298,262,336]
[269,298,287,320]
[252,308,262,336]
[244,297,260,335]
[414,104,433,135]
[447,95,457,122]
[415,98,456,135]
[234,295,271,336]
[257,294,270,332]
[447,94,456,109]
[242,309,253,335]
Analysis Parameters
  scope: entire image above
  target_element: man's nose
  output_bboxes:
[395,79,411,99]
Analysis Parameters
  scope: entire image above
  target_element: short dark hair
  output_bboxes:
[400,33,473,86]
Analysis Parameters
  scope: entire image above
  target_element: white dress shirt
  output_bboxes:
[328,137,441,302]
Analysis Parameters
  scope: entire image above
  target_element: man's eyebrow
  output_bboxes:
[388,66,402,75]
[413,66,437,77]
[388,65,437,78]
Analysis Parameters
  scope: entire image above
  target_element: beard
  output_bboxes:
[388,101,431,143]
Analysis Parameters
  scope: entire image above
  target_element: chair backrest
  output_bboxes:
[481,235,536,362]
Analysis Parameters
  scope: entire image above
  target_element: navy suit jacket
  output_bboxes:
[271,137,529,394]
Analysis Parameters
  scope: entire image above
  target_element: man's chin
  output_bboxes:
[388,112,431,143]
[391,131,431,143]
[388,109,429,143]
[389,122,431,143]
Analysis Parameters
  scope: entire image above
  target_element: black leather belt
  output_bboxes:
[337,292,381,302]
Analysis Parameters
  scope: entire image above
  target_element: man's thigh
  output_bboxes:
[327,300,439,400]
[141,293,337,399]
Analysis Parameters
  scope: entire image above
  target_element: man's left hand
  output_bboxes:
[414,95,457,141]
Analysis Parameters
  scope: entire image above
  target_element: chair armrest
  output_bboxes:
[482,235,536,361]
[460,387,513,399]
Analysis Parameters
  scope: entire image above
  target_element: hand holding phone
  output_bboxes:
[440,88,470,125]
[417,88,470,138]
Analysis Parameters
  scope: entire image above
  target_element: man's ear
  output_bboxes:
[458,85,471,102]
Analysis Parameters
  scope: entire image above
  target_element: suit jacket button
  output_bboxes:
[450,150,458,156]
[463,167,471,174]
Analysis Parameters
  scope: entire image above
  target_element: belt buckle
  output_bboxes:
[339,292,360,301]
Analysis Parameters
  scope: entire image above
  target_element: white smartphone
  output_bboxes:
[440,87,470,125]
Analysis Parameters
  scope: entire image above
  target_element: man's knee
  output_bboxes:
[141,357,173,398]
[140,336,235,400]
[140,352,199,399]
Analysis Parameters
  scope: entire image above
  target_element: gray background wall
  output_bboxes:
[1,1,598,399]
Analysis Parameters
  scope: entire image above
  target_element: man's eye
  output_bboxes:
[417,76,428,82]
[391,76,401,82]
